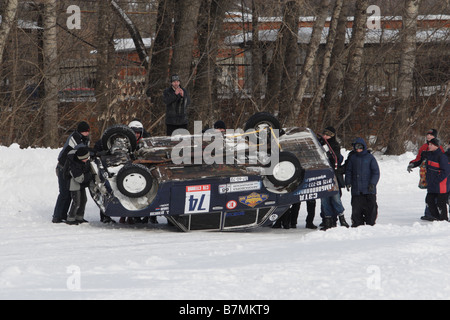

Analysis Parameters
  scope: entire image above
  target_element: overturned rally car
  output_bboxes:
[88,113,338,232]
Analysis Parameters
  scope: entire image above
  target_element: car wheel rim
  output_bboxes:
[122,173,147,194]
[272,161,296,181]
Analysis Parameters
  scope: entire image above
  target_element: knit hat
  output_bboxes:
[76,147,90,160]
[427,129,438,138]
[77,121,90,133]
[214,120,226,130]
[170,74,180,83]
[323,126,336,137]
[428,138,440,147]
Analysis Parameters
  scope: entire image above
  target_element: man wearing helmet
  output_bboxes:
[124,120,157,225]
[128,119,150,146]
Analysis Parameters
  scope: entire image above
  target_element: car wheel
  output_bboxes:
[244,112,281,132]
[267,152,305,187]
[116,164,153,198]
[101,125,137,153]
[244,112,283,145]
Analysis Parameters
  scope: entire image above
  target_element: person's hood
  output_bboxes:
[354,137,368,154]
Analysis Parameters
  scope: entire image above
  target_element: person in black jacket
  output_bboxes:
[66,147,94,225]
[52,121,90,223]
[315,127,349,230]
[163,74,191,135]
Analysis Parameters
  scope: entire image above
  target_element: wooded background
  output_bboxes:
[0,0,449,154]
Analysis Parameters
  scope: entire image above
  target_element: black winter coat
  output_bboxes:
[66,150,93,191]
[58,131,90,166]
[163,86,191,126]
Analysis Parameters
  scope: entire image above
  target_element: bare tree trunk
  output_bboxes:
[292,0,332,124]
[148,0,175,113]
[251,0,264,106]
[96,0,113,130]
[336,0,369,129]
[171,0,202,84]
[278,0,301,124]
[263,30,285,114]
[0,0,18,64]
[109,0,149,69]
[385,0,421,155]
[192,0,229,125]
[310,0,344,128]
[42,0,59,147]
[323,1,348,125]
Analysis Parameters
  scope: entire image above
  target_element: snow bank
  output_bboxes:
[1,145,449,300]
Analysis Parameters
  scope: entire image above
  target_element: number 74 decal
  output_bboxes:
[185,185,211,214]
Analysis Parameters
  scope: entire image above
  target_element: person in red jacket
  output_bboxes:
[407,129,444,221]
[446,140,450,214]
[407,129,444,170]
[424,138,450,221]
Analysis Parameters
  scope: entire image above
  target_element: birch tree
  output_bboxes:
[323,1,348,125]
[0,0,18,64]
[292,0,332,124]
[310,0,344,128]
[385,0,421,155]
[336,0,369,129]
[43,0,59,147]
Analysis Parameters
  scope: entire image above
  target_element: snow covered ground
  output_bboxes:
[1,144,450,300]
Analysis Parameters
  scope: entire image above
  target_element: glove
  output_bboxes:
[346,185,351,191]
[368,184,375,193]
[407,163,413,173]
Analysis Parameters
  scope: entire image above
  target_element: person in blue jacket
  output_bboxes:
[345,137,380,227]
[424,138,450,221]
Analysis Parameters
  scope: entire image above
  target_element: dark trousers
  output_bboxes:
[351,194,378,227]
[426,193,448,221]
[275,200,316,228]
[52,166,71,221]
[67,189,87,222]
[166,124,188,136]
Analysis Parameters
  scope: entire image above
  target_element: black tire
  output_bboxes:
[101,125,137,153]
[267,151,305,187]
[116,164,153,198]
[244,112,281,132]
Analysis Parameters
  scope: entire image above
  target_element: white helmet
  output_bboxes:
[129,120,144,136]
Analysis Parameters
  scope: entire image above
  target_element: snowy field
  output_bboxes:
[1,143,450,300]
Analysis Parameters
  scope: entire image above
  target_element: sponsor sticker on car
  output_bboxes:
[218,181,261,194]
[239,192,269,208]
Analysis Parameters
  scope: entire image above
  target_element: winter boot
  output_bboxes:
[305,222,317,229]
[320,217,333,231]
[338,214,350,228]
